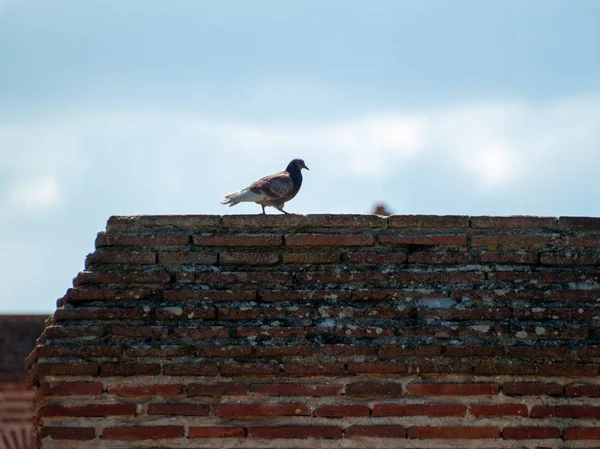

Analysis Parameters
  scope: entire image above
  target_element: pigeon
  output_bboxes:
[220,159,309,214]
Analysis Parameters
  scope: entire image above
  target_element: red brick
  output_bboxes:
[53,307,149,321]
[40,382,103,396]
[478,251,539,264]
[220,214,303,230]
[109,384,182,396]
[172,326,229,339]
[220,251,280,265]
[250,383,341,397]
[43,325,105,339]
[407,383,498,396]
[570,235,600,246]
[100,363,160,377]
[347,362,407,374]
[473,360,537,376]
[283,252,341,264]
[259,289,352,302]
[565,384,600,397]
[408,426,500,439]
[221,363,280,376]
[196,272,292,288]
[345,425,407,438]
[162,363,218,376]
[392,271,482,284]
[408,252,474,264]
[189,427,246,438]
[164,289,256,301]
[237,326,323,339]
[471,216,556,229]
[285,234,375,247]
[217,403,309,417]
[389,215,469,228]
[538,363,598,377]
[374,404,465,417]
[305,214,386,228]
[157,251,217,265]
[445,346,504,357]
[503,427,561,440]
[187,383,246,397]
[503,382,563,396]
[283,363,345,376]
[193,234,282,246]
[255,345,314,358]
[34,363,98,377]
[96,233,190,247]
[39,427,96,440]
[106,215,220,232]
[148,403,209,416]
[417,308,509,321]
[345,383,403,397]
[247,426,342,439]
[314,404,370,417]
[40,404,135,417]
[563,427,600,440]
[126,345,190,357]
[379,234,467,247]
[156,307,216,320]
[103,426,185,440]
[111,325,164,338]
[36,345,123,358]
[531,405,600,418]
[470,404,527,416]
[336,326,394,338]
[471,234,560,250]
[344,252,408,264]
[218,306,309,320]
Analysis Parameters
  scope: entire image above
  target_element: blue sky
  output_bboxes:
[1,0,599,313]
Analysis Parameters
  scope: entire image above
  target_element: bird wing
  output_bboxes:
[249,172,294,201]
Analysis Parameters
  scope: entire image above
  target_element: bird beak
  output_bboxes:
[303,164,309,171]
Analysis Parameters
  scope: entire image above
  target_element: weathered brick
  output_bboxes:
[255,345,314,358]
[285,234,375,247]
[478,250,539,264]
[559,216,600,230]
[100,363,160,377]
[196,345,253,358]
[408,426,500,439]
[86,249,156,266]
[389,215,469,228]
[53,307,149,321]
[189,427,246,438]
[103,426,185,440]
[40,404,135,417]
[563,427,600,440]
[247,426,342,439]
[408,252,474,265]
[541,251,600,266]
[217,403,309,417]
[345,425,407,438]
[156,306,216,320]
[158,251,218,265]
[305,214,387,228]
[335,326,394,338]
[471,216,556,229]
[193,234,282,247]
[39,427,96,440]
[34,363,98,377]
[196,272,292,288]
[187,383,247,397]
[109,384,182,396]
[111,325,164,338]
[345,383,403,397]
[313,404,370,417]
[502,382,563,396]
[473,360,537,376]
[283,252,341,264]
[374,404,465,417]
[347,362,407,374]
[505,346,570,358]
[379,234,467,247]
[107,215,220,232]
[318,345,378,359]
[96,233,190,247]
[470,404,527,416]
[565,384,600,397]
[417,307,509,321]
[148,403,210,416]
[162,363,219,376]
[538,363,598,377]
[406,383,498,396]
[36,345,123,358]
[503,427,561,439]
[218,306,310,321]
[471,234,560,250]
[237,326,324,339]
[445,346,504,357]
[249,383,341,396]
[219,251,280,265]
[40,382,103,396]
[282,363,345,376]
[259,289,352,302]
[43,325,105,339]
[344,252,408,265]
[172,326,229,339]
[221,363,280,376]
[164,289,256,301]
[531,405,600,418]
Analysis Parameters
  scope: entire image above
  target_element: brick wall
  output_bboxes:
[0,315,47,449]
[27,214,600,448]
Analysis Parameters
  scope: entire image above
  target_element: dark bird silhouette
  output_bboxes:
[220,159,309,214]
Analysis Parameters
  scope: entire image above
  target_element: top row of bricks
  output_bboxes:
[106,215,600,233]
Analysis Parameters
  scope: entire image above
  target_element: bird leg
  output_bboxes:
[261,205,266,215]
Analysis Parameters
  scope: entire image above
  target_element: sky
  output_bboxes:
[1,0,599,313]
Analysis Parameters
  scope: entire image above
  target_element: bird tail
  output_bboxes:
[220,188,260,206]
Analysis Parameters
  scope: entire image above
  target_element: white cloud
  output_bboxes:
[5,176,61,211]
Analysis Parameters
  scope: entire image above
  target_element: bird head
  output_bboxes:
[289,159,309,171]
